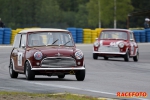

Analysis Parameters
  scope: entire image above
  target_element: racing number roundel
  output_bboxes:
[18,52,23,66]
[110,42,117,47]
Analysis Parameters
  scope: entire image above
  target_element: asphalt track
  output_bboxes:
[0,43,150,100]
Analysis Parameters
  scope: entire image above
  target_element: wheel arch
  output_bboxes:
[24,59,32,73]
[125,47,130,55]
[10,58,16,71]
[135,48,139,56]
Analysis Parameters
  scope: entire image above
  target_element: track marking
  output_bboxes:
[0,46,13,47]
[24,81,149,100]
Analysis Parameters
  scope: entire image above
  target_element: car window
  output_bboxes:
[13,34,21,48]
[28,32,74,47]
[100,31,127,40]
[47,32,73,46]
[28,33,44,46]
[130,32,133,39]
[20,34,26,47]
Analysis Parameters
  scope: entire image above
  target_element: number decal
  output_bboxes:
[18,52,23,66]
[110,42,117,47]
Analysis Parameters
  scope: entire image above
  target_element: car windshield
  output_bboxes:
[100,31,127,40]
[28,32,74,47]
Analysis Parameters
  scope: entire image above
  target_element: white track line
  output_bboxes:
[0,45,13,47]
[24,81,149,100]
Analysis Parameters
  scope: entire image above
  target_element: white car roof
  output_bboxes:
[102,28,132,32]
[19,28,69,33]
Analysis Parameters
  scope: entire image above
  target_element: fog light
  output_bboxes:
[36,62,40,66]
[77,62,81,65]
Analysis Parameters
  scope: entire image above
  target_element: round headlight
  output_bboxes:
[34,52,43,60]
[75,50,83,60]
[118,42,124,48]
[94,41,99,47]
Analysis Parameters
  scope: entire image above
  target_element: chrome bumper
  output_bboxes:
[93,51,126,55]
[31,66,85,70]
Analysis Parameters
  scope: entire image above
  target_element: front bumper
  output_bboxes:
[93,51,126,55]
[31,66,85,70]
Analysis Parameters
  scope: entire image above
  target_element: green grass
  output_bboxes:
[0,91,102,100]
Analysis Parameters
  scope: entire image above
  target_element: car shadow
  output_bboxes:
[96,58,133,62]
[17,77,76,81]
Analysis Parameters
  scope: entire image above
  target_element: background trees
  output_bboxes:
[86,0,133,28]
[0,0,149,29]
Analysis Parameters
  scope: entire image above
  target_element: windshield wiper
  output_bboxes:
[52,39,59,45]
[47,39,59,46]
[63,41,70,46]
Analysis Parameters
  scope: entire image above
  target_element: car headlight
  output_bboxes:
[94,41,99,47]
[118,42,124,48]
[34,52,43,60]
[75,50,83,59]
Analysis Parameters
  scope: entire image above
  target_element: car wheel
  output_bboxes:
[25,61,35,80]
[104,57,108,60]
[75,69,85,81]
[124,50,129,62]
[133,51,139,62]
[9,60,18,78]
[58,75,65,79]
[93,53,98,59]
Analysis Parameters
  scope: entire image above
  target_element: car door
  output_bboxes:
[17,34,27,72]
[12,34,21,71]
[129,32,136,56]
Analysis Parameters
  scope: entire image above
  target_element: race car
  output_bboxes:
[9,28,85,81]
[93,29,139,62]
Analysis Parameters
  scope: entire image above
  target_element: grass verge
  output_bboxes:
[0,91,117,100]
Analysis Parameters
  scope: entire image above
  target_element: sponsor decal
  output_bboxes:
[117,92,147,98]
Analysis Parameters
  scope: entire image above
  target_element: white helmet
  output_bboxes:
[145,18,149,21]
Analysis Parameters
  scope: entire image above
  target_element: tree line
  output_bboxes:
[0,0,149,29]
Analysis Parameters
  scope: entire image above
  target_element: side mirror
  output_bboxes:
[95,38,98,40]
[130,39,134,41]
[21,44,25,48]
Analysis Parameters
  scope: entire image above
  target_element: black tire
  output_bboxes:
[124,50,130,62]
[75,69,85,81]
[9,60,18,78]
[58,75,65,79]
[25,61,35,80]
[104,57,108,60]
[93,53,98,59]
[133,51,139,62]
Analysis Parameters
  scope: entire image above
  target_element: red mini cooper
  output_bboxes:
[93,29,139,62]
[9,28,85,81]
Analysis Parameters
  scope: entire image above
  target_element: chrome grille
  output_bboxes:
[41,57,76,68]
[99,46,119,52]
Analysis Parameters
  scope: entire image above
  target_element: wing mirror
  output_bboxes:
[130,39,134,41]
[21,44,26,48]
[95,38,98,40]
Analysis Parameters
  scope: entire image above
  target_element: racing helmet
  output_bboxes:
[145,18,149,21]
